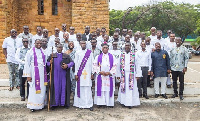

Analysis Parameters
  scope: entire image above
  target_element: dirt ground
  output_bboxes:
[0,103,200,121]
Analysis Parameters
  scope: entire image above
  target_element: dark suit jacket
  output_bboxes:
[82,33,92,41]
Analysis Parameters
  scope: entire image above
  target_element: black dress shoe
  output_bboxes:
[161,94,168,99]
[167,85,172,88]
[65,106,70,109]
[171,94,178,98]
[30,109,35,112]
[128,106,132,109]
[155,94,159,98]
[21,97,25,101]
[97,105,102,108]
[143,94,149,99]
[139,95,142,98]
[89,107,93,111]
[180,95,184,100]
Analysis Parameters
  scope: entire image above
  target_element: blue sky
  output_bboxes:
[109,0,200,10]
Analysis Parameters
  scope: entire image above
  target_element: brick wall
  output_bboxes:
[0,0,109,63]
[72,0,109,33]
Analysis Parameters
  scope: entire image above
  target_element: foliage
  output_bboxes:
[109,1,200,39]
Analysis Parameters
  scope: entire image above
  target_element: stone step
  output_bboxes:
[1,79,200,95]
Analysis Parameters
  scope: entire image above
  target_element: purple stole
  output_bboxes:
[77,49,92,98]
[97,53,114,97]
[33,47,48,94]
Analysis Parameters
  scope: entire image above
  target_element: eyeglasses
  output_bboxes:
[23,41,28,43]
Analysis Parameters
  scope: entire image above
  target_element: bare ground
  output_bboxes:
[0,103,200,121]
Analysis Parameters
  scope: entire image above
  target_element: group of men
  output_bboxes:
[2,24,189,112]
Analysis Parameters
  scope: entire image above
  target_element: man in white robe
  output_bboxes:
[93,43,117,107]
[23,39,47,112]
[74,41,94,111]
[32,27,43,47]
[117,42,142,108]
[108,41,121,95]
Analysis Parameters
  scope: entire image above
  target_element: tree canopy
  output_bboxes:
[109,1,200,42]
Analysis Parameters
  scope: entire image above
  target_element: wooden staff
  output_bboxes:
[48,46,53,111]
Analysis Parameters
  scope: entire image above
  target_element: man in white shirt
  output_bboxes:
[18,26,33,48]
[2,29,23,91]
[121,29,128,42]
[152,30,168,50]
[136,42,151,99]
[133,32,141,51]
[32,26,43,47]
[108,42,121,95]
[97,27,107,43]
[166,33,176,88]
[145,37,155,53]
[48,28,62,48]
[68,27,77,42]
[59,24,68,43]
[149,27,157,41]
[165,30,172,42]
[15,38,30,101]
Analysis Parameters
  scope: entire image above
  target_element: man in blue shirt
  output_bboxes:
[151,42,170,99]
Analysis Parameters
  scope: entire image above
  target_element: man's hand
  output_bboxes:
[50,58,53,64]
[61,63,68,69]
[183,67,187,74]
[27,77,32,82]
[75,75,78,81]
[136,77,140,80]
[91,74,94,80]
[105,72,111,76]
[150,71,154,77]
[167,70,171,74]
[99,71,105,76]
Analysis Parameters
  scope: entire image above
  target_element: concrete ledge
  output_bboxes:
[1,97,200,109]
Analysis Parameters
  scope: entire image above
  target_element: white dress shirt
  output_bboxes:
[69,34,77,42]
[135,49,152,71]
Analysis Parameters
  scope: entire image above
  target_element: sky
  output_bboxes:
[109,0,200,10]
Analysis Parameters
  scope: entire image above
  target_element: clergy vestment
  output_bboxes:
[47,53,74,107]
[117,51,141,106]
[93,53,117,106]
[73,49,94,108]
[23,47,47,110]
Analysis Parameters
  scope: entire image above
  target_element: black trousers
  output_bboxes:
[137,67,148,95]
[171,71,184,95]
[19,69,29,98]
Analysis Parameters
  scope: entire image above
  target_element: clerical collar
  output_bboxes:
[103,53,108,56]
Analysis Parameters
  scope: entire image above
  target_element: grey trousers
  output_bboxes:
[7,62,19,87]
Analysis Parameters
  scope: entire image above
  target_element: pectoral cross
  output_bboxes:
[82,70,87,79]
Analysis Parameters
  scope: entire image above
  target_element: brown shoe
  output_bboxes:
[8,87,14,91]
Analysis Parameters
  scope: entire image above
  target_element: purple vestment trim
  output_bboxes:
[77,49,91,98]
[33,47,47,94]
[97,53,113,97]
